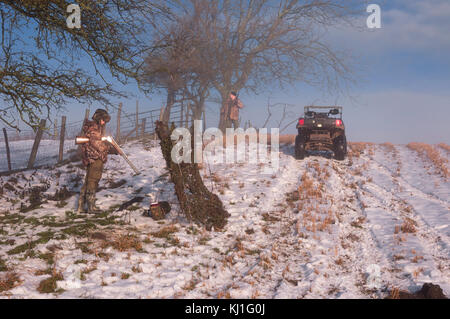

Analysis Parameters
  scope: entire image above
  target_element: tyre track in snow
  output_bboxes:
[327,159,401,297]
[371,146,450,245]
[238,154,343,298]
[261,153,387,298]
[370,153,450,207]
[213,150,308,298]
[248,152,395,298]
[223,149,402,298]
[362,149,450,283]
[361,178,450,283]
[347,146,450,293]
[399,145,449,204]
[365,161,450,247]
[208,144,449,298]
[213,148,360,298]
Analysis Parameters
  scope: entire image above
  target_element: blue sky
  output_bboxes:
[55,0,450,144]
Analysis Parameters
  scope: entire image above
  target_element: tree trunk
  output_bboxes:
[163,87,175,124]
[192,99,204,121]
[218,91,229,133]
[218,108,227,132]
[155,121,229,231]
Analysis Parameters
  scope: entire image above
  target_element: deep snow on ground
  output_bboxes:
[0,139,449,299]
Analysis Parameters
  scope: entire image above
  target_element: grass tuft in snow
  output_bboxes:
[0,272,21,292]
[0,257,9,272]
[407,143,449,179]
[37,271,64,294]
[7,231,55,255]
[151,225,178,239]
[111,234,145,253]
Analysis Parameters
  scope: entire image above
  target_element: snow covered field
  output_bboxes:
[0,139,449,298]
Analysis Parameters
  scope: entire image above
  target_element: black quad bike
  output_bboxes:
[295,106,347,161]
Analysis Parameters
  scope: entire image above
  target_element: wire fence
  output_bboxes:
[112,103,185,141]
[0,102,191,173]
[0,104,188,141]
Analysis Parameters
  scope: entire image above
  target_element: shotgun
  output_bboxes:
[75,135,140,175]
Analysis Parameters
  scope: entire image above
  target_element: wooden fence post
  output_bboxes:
[141,118,146,137]
[79,109,90,135]
[188,104,192,128]
[180,103,184,127]
[58,116,66,163]
[159,107,164,121]
[136,100,139,138]
[150,112,155,133]
[116,102,122,142]
[27,119,46,169]
[185,103,190,128]
[84,109,90,124]
[203,108,206,132]
[54,118,58,140]
[2,128,12,171]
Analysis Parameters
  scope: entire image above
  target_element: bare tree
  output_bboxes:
[0,0,169,130]
[142,3,216,124]
[187,0,361,131]
[142,25,191,123]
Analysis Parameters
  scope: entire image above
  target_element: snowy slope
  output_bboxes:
[0,140,448,298]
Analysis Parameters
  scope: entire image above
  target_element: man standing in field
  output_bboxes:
[78,109,117,214]
[221,91,244,129]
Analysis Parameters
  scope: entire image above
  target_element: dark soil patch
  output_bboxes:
[0,239,15,246]
[90,232,108,241]
[245,228,255,235]
[388,283,448,299]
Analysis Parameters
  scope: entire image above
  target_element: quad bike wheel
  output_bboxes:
[333,135,347,161]
[295,135,306,160]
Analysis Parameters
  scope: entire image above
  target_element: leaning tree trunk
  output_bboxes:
[155,121,229,231]
[218,99,227,133]
[162,87,175,123]
[191,99,204,121]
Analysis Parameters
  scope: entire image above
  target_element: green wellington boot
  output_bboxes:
[77,186,87,213]
[86,191,101,214]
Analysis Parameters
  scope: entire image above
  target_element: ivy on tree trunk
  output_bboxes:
[155,121,229,231]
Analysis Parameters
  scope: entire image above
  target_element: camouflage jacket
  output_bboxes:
[221,97,244,121]
[81,120,114,166]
